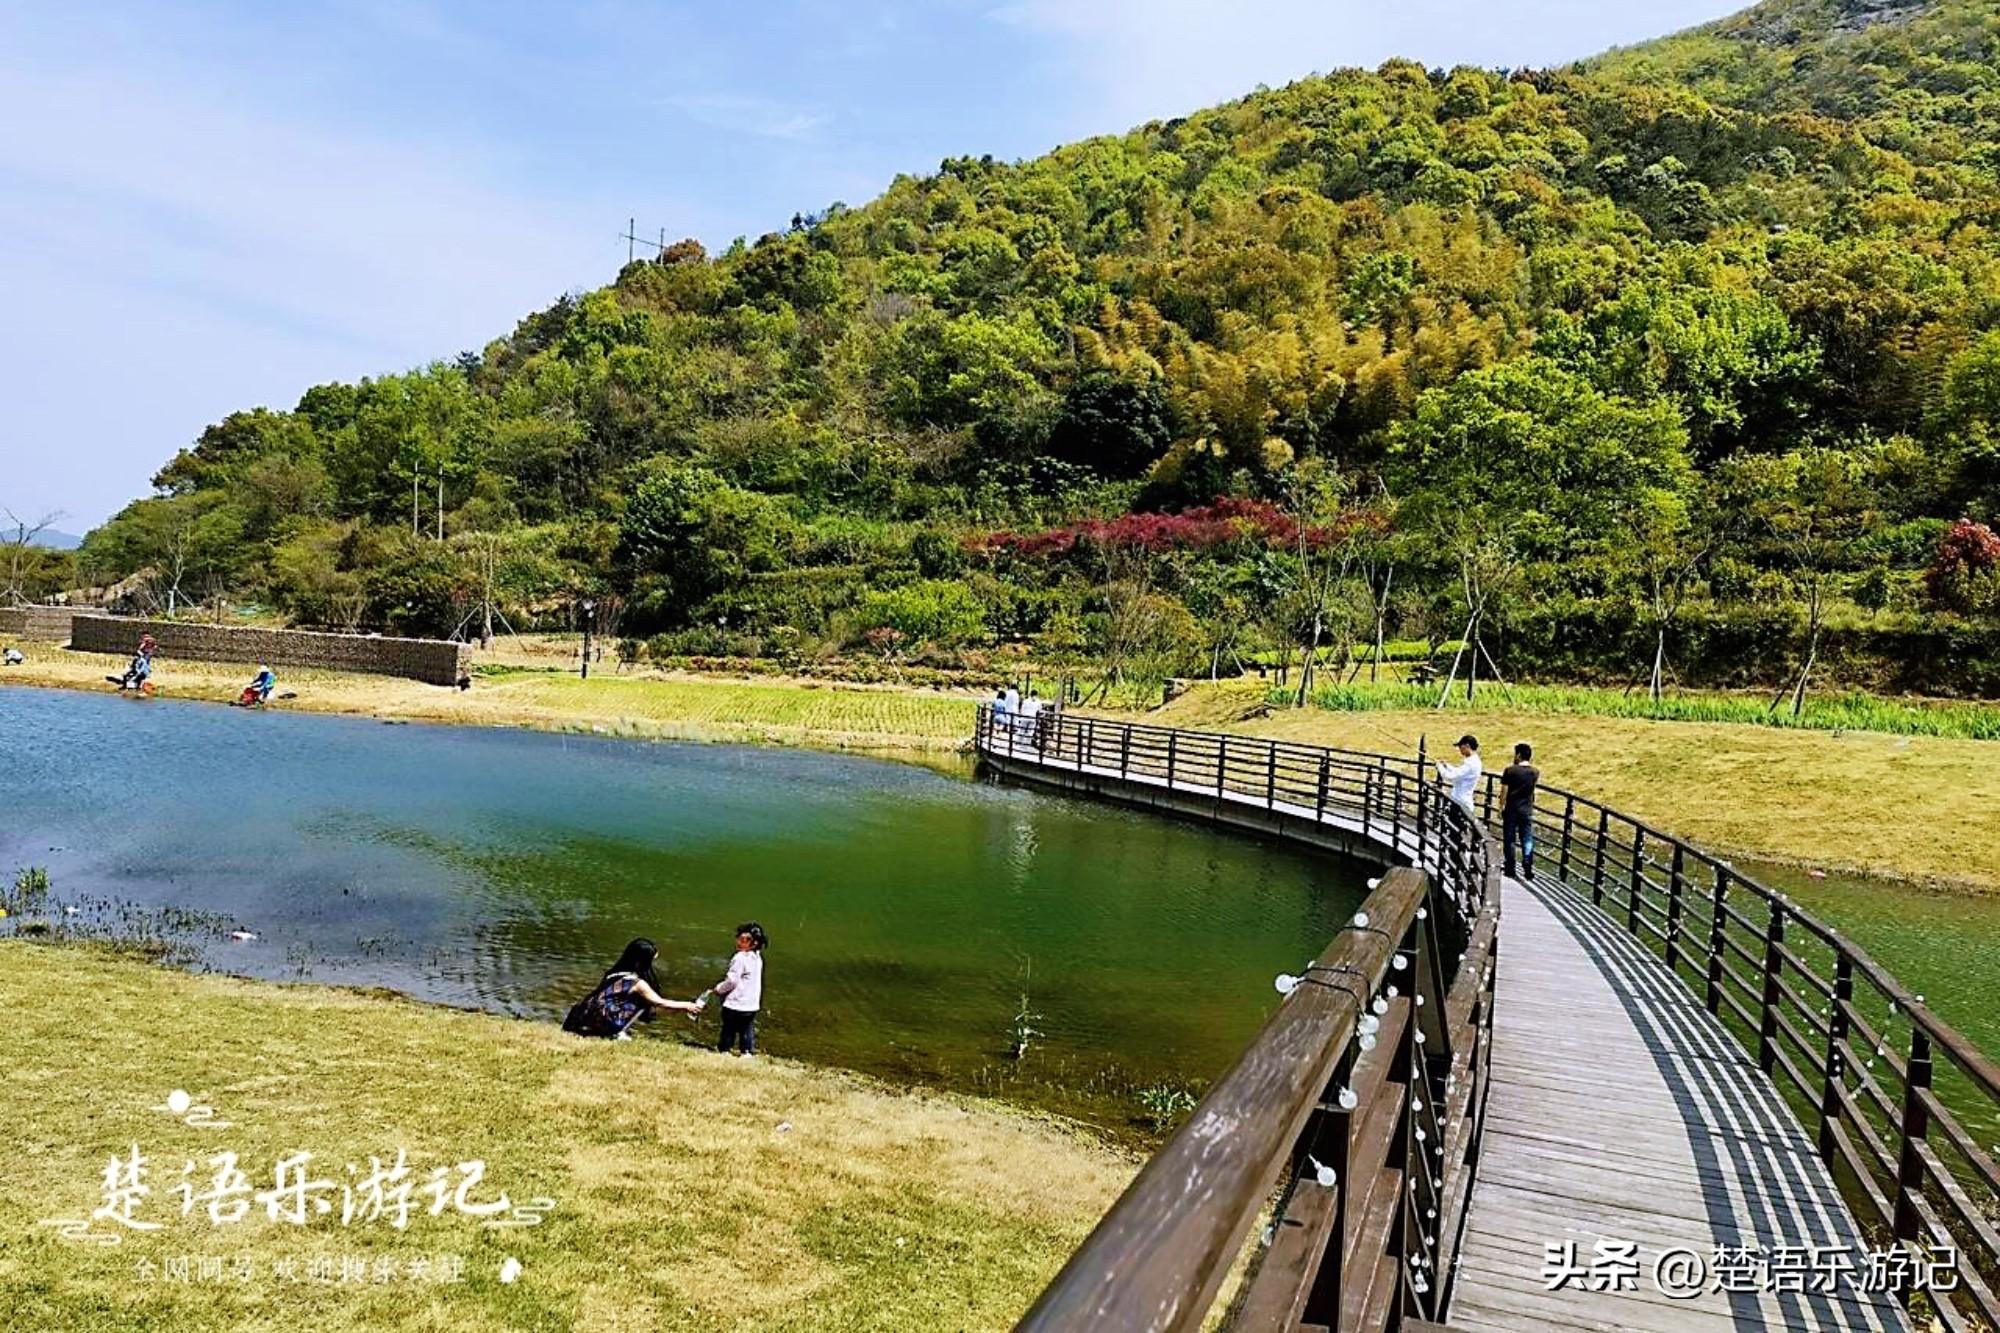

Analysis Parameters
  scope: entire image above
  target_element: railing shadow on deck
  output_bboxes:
[973,706,2000,1333]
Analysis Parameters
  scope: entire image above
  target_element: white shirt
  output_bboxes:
[721,949,763,1012]
[1020,697,1042,717]
[1002,688,1021,714]
[1438,753,1482,811]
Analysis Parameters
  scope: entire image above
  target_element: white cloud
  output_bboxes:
[668,93,831,142]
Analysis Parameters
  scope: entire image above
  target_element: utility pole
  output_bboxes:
[620,220,669,263]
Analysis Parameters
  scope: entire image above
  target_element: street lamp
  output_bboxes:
[580,599,596,679]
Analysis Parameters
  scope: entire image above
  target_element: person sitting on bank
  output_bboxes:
[1435,734,1482,817]
[112,633,158,694]
[1500,742,1541,880]
[235,664,276,707]
[562,938,701,1040]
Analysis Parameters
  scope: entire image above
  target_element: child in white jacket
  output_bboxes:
[713,922,767,1056]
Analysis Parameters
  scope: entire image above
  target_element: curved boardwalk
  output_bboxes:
[1454,873,1904,1332]
[979,724,1908,1332]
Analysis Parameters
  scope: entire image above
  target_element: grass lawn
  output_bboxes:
[0,650,977,752]
[1152,682,2000,895]
[0,941,1132,1332]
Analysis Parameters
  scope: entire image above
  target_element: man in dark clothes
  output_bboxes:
[1500,742,1540,880]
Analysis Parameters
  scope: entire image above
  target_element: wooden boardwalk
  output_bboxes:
[980,729,1911,1332]
[1451,874,1907,1332]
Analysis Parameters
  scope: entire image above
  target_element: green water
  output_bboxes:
[0,687,1368,1130]
[1740,858,2000,1145]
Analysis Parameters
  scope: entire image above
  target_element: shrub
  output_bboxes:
[1924,519,2000,615]
[856,579,988,647]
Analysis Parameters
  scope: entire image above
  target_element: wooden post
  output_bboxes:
[1627,827,1645,935]
[1300,1051,1355,1325]
[1665,843,1685,974]
[1266,744,1278,809]
[1082,717,1095,769]
[1892,1024,1933,1244]
[1558,794,1575,882]
[1167,732,1178,788]
[1217,735,1228,799]
[1414,739,1430,864]
[1818,954,1852,1165]
[1391,771,1404,852]
[1705,866,1728,1014]
[1591,807,1609,906]
[1759,902,1786,1075]
[1317,755,1332,824]
[1119,724,1130,778]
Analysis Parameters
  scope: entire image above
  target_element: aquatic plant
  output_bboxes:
[1135,1083,1199,1134]
[1007,993,1042,1061]
[3,866,50,917]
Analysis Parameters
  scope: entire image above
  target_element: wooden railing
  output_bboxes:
[1495,767,2000,1333]
[976,707,1500,1332]
[976,707,2000,1332]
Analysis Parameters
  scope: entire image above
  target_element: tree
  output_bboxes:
[1619,484,1714,701]
[1389,358,1693,701]
[3,507,62,605]
[1721,446,1882,716]
[1935,330,2000,509]
[616,460,788,628]
[1048,372,1172,478]
[1277,460,1374,706]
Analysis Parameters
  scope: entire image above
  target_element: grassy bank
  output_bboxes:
[0,649,976,752]
[0,940,1131,1332]
[1155,682,2000,895]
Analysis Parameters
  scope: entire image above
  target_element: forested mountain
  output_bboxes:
[66,0,2000,694]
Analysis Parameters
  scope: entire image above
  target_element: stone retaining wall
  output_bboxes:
[67,615,469,686]
[0,605,77,641]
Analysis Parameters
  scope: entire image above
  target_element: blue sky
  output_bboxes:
[0,0,1746,532]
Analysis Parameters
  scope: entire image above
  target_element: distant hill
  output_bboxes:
[66,0,2000,694]
[31,530,83,551]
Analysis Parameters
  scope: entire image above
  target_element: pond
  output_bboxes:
[0,686,1370,1131]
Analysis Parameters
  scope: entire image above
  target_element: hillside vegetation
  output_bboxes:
[47,0,2000,699]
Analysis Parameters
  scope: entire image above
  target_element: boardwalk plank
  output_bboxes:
[1450,876,1907,1332]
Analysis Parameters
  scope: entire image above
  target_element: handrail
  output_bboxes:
[976,706,2000,1332]
[976,706,1499,1332]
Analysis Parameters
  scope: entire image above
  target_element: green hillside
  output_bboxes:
[65,0,2000,696]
